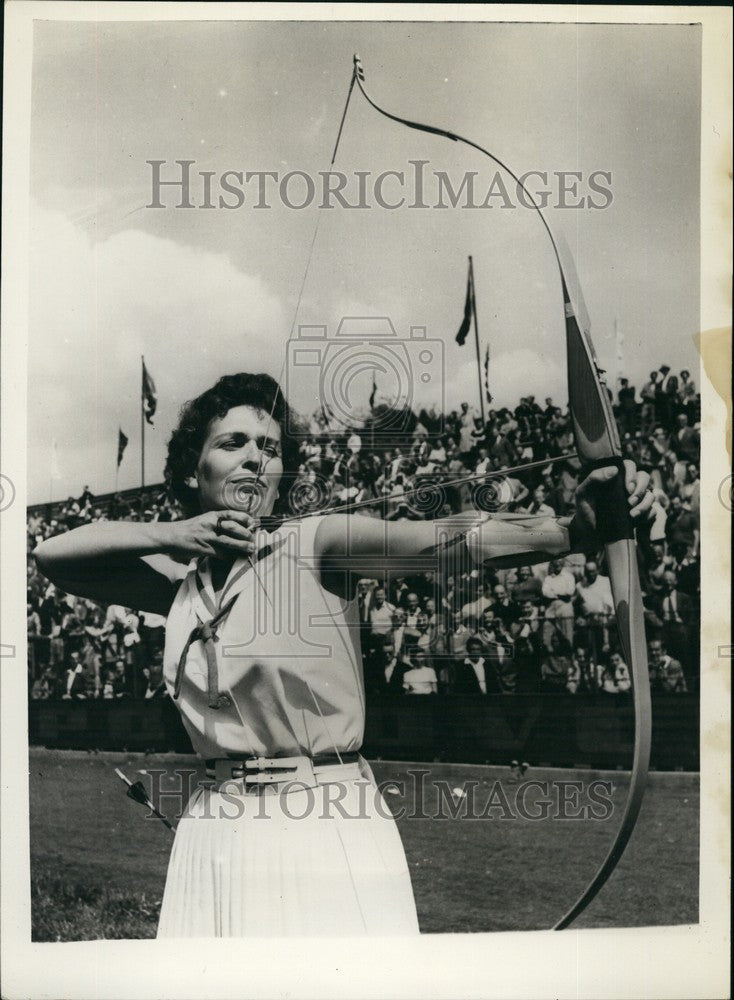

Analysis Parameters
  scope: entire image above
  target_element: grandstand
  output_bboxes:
[27,373,701,771]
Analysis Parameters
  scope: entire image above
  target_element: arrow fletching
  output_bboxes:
[114,767,175,833]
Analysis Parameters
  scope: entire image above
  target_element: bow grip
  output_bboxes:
[582,456,634,545]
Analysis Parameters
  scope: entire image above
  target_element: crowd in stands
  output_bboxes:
[26,365,700,700]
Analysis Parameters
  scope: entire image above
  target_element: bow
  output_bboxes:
[346,54,651,930]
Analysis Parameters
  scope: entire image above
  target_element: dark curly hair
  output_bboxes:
[165,373,303,518]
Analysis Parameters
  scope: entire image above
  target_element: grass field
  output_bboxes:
[29,748,699,940]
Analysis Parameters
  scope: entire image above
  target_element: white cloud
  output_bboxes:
[29,203,284,502]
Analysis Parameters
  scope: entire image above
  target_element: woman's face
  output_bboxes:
[191,405,284,516]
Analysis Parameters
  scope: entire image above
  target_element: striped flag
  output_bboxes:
[142,359,157,425]
[483,343,493,405]
[117,428,129,467]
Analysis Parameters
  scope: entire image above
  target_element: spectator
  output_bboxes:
[617,378,637,436]
[102,666,118,699]
[478,617,517,694]
[541,560,576,648]
[510,566,543,604]
[668,541,700,598]
[648,639,688,693]
[567,646,600,695]
[139,609,167,668]
[27,602,43,679]
[599,663,617,694]
[609,651,631,693]
[446,610,472,660]
[460,581,494,626]
[142,652,167,699]
[575,561,614,660]
[640,371,659,432]
[541,633,573,692]
[522,484,555,516]
[654,570,696,690]
[678,369,697,421]
[510,605,543,692]
[31,667,57,700]
[666,495,699,557]
[453,637,492,695]
[402,648,438,695]
[62,651,87,699]
[356,578,376,627]
[674,413,700,464]
[491,584,520,629]
[402,593,426,650]
[679,462,700,516]
[367,585,395,653]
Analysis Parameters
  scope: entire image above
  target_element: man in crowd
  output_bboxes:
[652,569,696,691]
[402,648,438,695]
[453,637,492,695]
[648,639,688,693]
[541,559,576,648]
[575,560,614,661]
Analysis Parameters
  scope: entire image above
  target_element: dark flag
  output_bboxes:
[142,360,157,425]
[369,372,378,410]
[117,428,129,467]
[455,263,474,346]
[321,399,334,426]
[483,344,493,405]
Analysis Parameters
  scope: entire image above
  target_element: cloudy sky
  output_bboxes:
[28,17,701,503]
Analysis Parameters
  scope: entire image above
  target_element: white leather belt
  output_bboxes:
[204,753,361,794]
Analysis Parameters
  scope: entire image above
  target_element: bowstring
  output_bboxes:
[239,65,359,764]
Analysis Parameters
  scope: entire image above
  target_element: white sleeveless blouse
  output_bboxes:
[163,516,366,759]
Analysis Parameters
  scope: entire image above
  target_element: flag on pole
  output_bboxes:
[369,371,378,410]
[321,399,334,428]
[483,343,493,405]
[455,262,474,346]
[142,360,157,425]
[615,316,625,385]
[117,428,129,467]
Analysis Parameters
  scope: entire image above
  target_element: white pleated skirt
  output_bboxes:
[157,759,419,937]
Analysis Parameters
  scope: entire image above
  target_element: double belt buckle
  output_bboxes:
[216,755,316,790]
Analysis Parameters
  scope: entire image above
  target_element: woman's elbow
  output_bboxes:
[33,539,68,582]
[33,541,52,575]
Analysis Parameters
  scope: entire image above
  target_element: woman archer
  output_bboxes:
[34,371,654,937]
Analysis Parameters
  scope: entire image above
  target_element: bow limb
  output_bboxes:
[552,246,652,929]
[349,55,651,929]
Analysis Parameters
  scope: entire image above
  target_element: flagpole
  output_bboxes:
[469,256,486,428]
[370,368,376,454]
[49,438,59,504]
[140,355,145,489]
